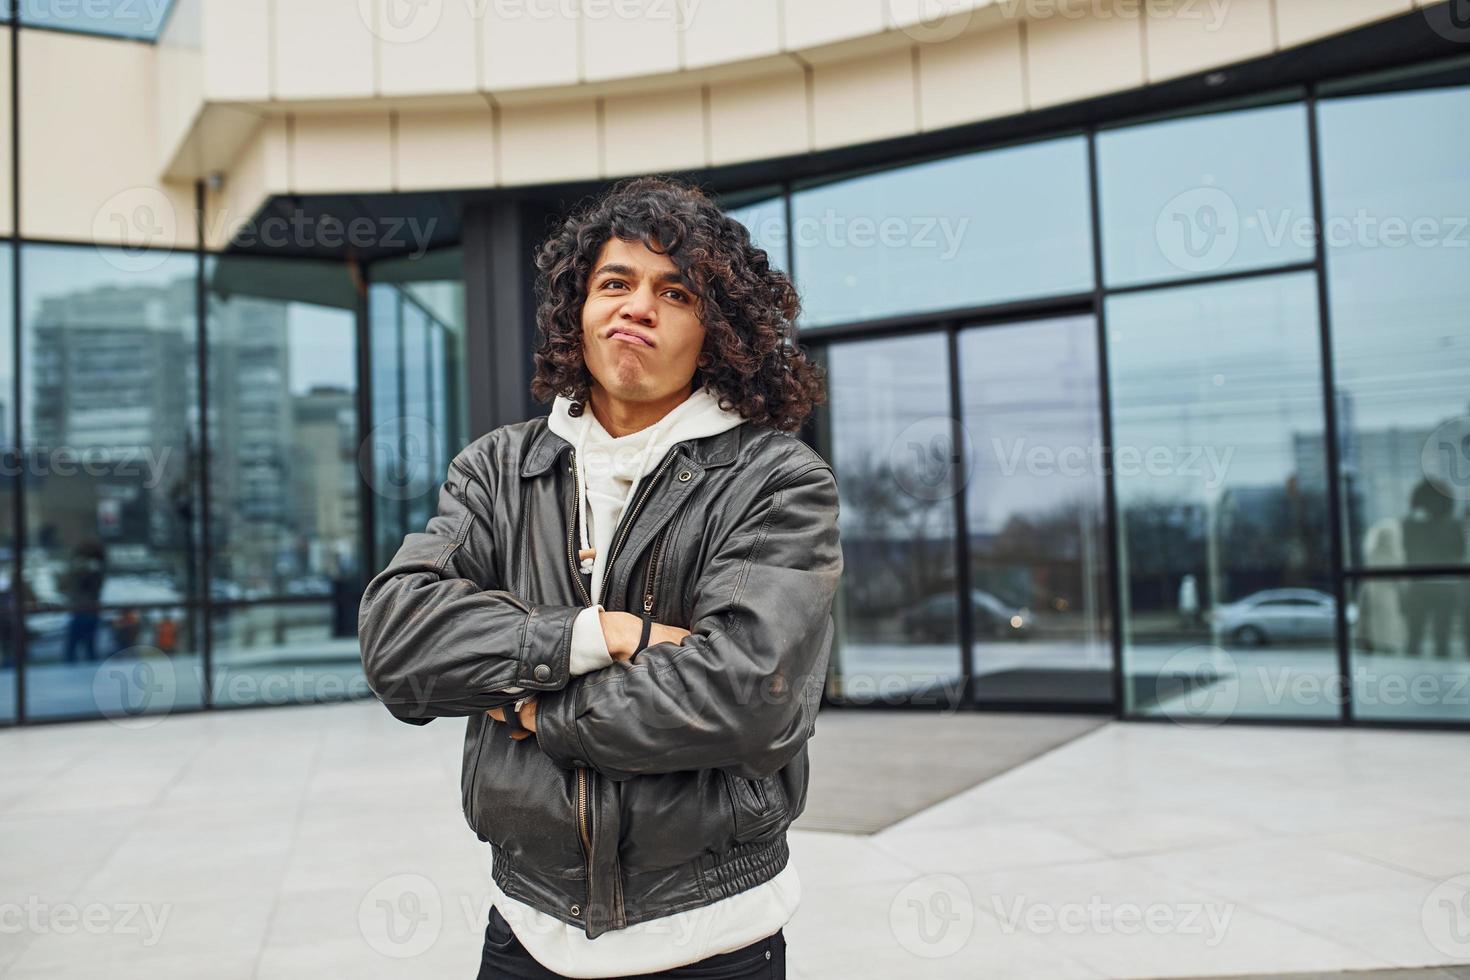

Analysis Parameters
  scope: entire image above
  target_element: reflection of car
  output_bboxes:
[901,589,1033,642]
[1209,588,1357,647]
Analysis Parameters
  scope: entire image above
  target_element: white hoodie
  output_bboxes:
[486,384,801,977]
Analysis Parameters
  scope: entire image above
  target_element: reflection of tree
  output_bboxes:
[837,452,954,621]
[981,496,1101,615]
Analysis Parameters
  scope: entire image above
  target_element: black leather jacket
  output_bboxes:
[357,414,842,939]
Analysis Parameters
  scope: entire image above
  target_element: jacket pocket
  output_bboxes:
[720,770,788,843]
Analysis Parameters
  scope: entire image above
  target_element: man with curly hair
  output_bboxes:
[359,175,842,979]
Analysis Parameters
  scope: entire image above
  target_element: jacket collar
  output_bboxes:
[520,414,746,477]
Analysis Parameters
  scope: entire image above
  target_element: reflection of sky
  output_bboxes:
[792,136,1093,328]
[959,316,1103,534]
[1320,85,1470,431]
[1107,273,1324,499]
[726,198,789,273]
[287,305,355,396]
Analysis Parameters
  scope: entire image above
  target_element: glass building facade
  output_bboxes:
[1,6,1464,730]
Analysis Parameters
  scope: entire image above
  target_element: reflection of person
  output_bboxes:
[358,177,840,979]
[63,541,106,664]
[1402,480,1464,658]
[1358,516,1406,653]
[1177,573,1200,629]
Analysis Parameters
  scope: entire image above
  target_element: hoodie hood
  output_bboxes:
[546,384,747,602]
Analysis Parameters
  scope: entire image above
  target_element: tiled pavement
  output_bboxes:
[1,701,1467,979]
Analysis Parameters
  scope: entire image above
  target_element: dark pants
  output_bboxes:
[476,905,786,980]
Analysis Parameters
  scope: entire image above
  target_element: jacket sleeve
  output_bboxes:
[357,442,586,724]
[535,457,842,780]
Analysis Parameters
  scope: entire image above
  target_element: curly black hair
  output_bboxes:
[529,175,826,433]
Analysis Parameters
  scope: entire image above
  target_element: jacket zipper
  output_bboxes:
[599,447,680,607]
[642,524,670,615]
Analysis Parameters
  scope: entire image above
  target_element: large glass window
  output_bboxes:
[819,332,962,704]
[725,194,789,274]
[1108,273,1338,722]
[206,255,363,707]
[0,242,13,723]
[20,244,204,720]
[1097,101,1314,288]
[958,316,1111,705]
[793,137,1093,329]
[1320,69,1470,723]
[368,248,468,570]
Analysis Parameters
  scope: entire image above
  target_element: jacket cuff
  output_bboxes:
[513,604,581,691]
[535,678,592,770]
[568,605,614,676]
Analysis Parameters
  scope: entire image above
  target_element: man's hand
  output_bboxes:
[486,699,537,740]
[599,610,690,661]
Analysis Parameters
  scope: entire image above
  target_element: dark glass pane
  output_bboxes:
[820,332,961,704]
[1108,273,1338,721]
[793,137,1093,328]
[726,196,789,274]
[0,241,12,723]
[1097,102,1313,288]
[958,315,1111,705]
[1350,575,1470,723]
[23,605,201,722]
[1319,82,1470,571]
[20,245,202,607]
[368,249,467,572]
[205,255,360,602]
[19,0,175,38]
[211,601,365,708]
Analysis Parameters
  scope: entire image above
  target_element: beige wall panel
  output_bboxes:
[582,0,681,81]
[602,87,706,177]
[499,99,601,184]
[291,113,394,194]
[482,2,581,90]
[156,2,204,175]
[202,0,269,102]
[917,19,1025,131]
[681,0,782,69]
[375,0,480,97]
[784,0,886,51]
[21,31,194,248]
[1025,3,1147,109]
[273,0,375,100]
[1144,0,1275,82]
[1276,0,1414,48]
[396,107,498,191]
[207,117,288,250]
[708,68,808,165]
[812,47,917,151]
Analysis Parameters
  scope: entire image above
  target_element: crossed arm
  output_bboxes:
[358,436,842,780]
